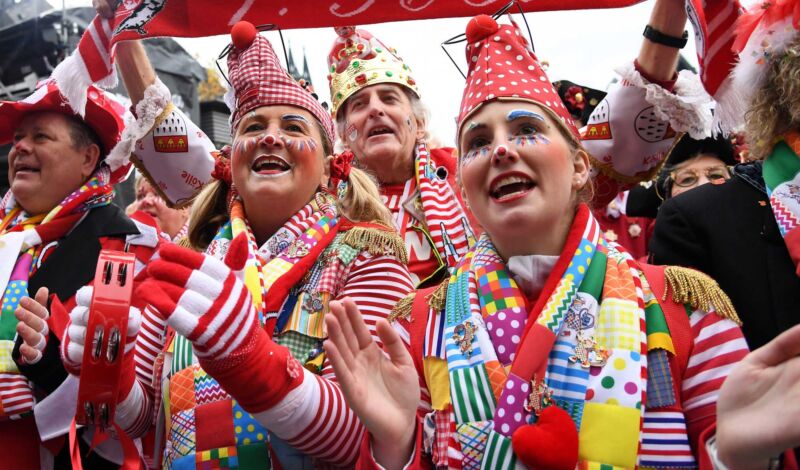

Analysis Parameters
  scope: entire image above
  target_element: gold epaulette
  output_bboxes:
[663,266,741,325]
[174,236,193,249]
[426,281,448,312]
[388,294,415,323]
[341,224,409,265]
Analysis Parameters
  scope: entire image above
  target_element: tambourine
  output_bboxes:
[75,250,136,429]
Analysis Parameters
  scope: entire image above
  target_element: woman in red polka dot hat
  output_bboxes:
[323,12,750,470]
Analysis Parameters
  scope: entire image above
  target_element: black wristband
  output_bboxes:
[643,25,689,49]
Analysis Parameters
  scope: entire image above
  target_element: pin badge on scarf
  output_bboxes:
[286,240,310,258]
[524,374,553,417]
[452,320,479,356]
[569,331,609,368]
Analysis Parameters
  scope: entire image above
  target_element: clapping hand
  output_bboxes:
[324,299,419,469]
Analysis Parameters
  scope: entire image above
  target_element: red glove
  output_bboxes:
[139,235,304,413]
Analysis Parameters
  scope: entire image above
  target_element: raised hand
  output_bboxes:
[324,298,419,469]
[15,287,50,365]
[139,235,303,413]
[717,324,800,469]
[92,0,117,19]
[139,234,255,359]
[60,285,142,401]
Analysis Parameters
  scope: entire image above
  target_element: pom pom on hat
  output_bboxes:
[457,14,579,140]
[466,15,499,44]
[231,21,258,50]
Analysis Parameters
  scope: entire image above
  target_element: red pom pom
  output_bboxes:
[231,21,257,50]
[511,406,579,470]
[466,14,499,44]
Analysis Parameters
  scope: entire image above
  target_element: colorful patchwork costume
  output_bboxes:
[356,13,746,470]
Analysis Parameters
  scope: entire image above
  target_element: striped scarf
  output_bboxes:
[443,205,674,468]
[415,142,475,272]
[763,132,800,273]
[0,167,114,419]
[209,192,341,337]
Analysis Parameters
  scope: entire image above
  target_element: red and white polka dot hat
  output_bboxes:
[457,15,579,141]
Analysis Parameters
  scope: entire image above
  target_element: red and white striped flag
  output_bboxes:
[51,16,117,117]
[685,0,743,133]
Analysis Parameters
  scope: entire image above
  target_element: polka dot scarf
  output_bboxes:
[443,204,650,467]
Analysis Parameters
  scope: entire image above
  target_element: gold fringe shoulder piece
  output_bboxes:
[174,236,194,249]
[341,224,409,264]
[425,281,448,312]
[663,266,741,325]
[388,294,415,323]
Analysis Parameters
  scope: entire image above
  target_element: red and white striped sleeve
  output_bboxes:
[253,252,414,466]
[681,308,749,443]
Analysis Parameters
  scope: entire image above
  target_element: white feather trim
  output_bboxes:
[223,83,236,127]
[50,51,93,118]
[105,79,171,171]
[710,74,748,136]
[616,62,714,139]
[721,17,800,133]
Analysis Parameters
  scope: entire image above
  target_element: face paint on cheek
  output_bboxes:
[283,135,319,154]
[509,134,551,147]
[460,146,490,168]
[345,123,358,142]
[232,135,259,160]
[406,115,413,130]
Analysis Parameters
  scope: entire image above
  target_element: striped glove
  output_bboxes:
[139,235,304,413]
[61,285,142,402]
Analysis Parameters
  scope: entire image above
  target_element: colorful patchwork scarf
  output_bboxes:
[763,132,800,273]
[208,192,341,337]
[443,204,674,468]
[414,142,475,272]
[0,167,113,419]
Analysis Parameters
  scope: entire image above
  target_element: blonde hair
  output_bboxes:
[187,122,392,251]
[187,179,230,250]
[745,36,800,161]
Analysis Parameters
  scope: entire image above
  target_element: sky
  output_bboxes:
[55,0,699,146]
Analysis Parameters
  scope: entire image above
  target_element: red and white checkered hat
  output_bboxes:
[457,15,579,141]
[227,21,335,148]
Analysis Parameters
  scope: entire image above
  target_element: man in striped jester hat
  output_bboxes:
[323,10,753,470]
[0,80,162,468]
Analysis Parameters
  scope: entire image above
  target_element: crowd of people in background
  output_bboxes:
[0,0,799,468]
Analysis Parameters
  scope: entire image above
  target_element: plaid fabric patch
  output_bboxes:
[166,409,196,464]
[316,258,343,294]
[595,298,641,351]
[434,408,452,466]
[456,421,492,470]
[275,330,318,361]
[645,348,676,408]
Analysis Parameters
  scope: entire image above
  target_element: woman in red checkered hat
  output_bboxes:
[64,20,417,469]
[322,9,755,470]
